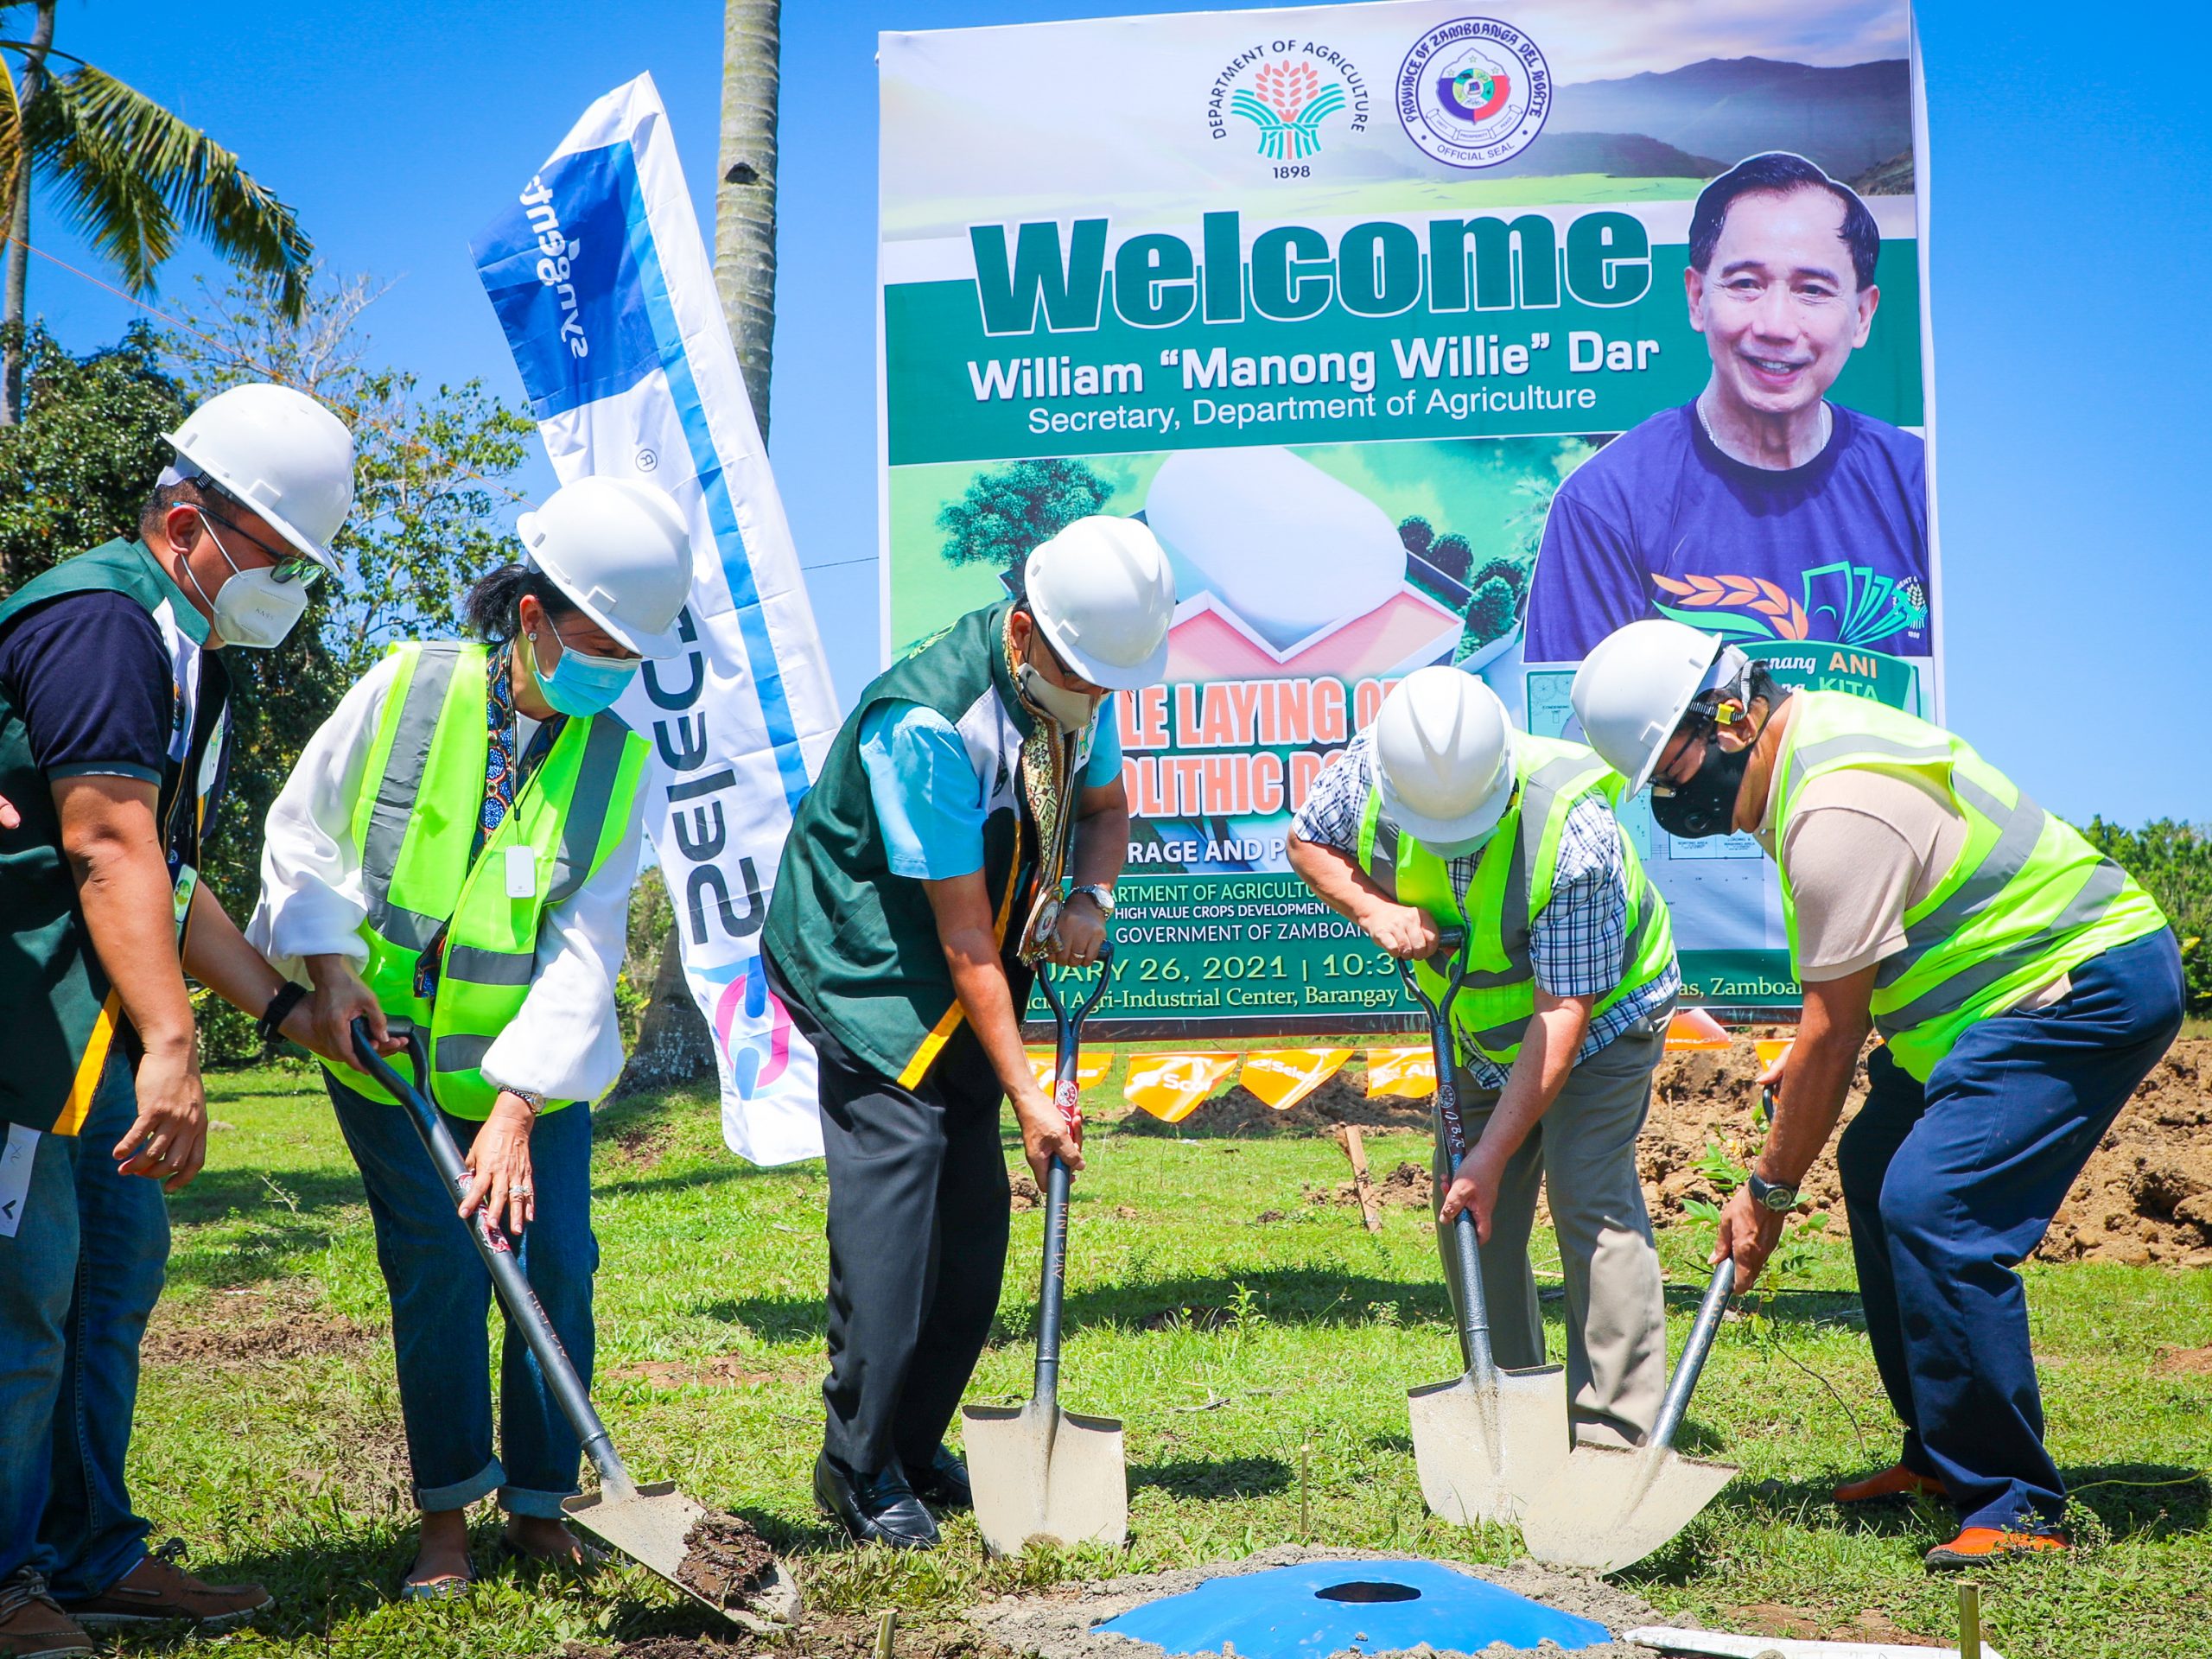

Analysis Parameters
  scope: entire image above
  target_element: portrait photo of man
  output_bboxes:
[1522,152,1931,669]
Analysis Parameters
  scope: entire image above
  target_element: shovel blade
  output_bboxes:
[1517,1442,1739,1573]
[1407,1363,1570,1525]
[563,1483,802,1633]
[962,1401,1128,1556]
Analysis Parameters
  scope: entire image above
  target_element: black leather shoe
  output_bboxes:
[814,1453,939,1548]
[901,1445,973,1511]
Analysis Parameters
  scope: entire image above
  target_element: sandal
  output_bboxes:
[398,1573,472,1603]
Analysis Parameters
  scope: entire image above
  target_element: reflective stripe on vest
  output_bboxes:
[332,640,649,1118]
[1356,734,1673,1066]
[1774,692,2168,1082]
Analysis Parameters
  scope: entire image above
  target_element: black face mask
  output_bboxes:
[1650,730,1752,840]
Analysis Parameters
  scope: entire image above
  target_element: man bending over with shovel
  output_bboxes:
[1572,620,2182,1569]
[1288,667,1680,1454]
[763,518,1175,1548]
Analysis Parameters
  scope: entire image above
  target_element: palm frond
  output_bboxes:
[27,63,311,318]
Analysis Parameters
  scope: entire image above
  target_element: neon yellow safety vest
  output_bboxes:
[329,640,652,1118]
[1356,733,1675,1069]
[1773,691,2170,1082]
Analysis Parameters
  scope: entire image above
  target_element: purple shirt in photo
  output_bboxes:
[1522,402,1930,664]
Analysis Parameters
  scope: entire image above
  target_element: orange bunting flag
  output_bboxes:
[1363,1046,1435,1099]
[1664,1007,1732,1051]
[1122,1052,1240,1123]
[1025,1047,1112,1092]
[1238,1047,1352,1111]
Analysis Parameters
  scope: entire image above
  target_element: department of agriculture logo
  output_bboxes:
[1396,16,1551,169]
[1207,43,1369,162]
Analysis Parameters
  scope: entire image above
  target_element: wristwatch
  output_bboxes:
[1070,882,1117,920]
[1746,1169,1800,1213]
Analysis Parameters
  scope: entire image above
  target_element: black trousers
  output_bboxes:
[770,954,1018,1476]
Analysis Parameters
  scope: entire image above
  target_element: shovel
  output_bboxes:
[1518,1258,1740,1571]
[961,948,1128,1555]
[1397,931,1571,1527]
[348,1020,801,1630]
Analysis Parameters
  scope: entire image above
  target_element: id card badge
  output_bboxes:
[505,846,537,899]
[0,1123,38,1240]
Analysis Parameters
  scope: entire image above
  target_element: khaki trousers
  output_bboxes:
[1430,1009,1670,1448]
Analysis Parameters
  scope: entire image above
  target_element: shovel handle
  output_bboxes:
[1648,1257,1736,1455]
[1029,947,1109,1411]
[1394,932,1498,1389]
[349,1019,638,1503]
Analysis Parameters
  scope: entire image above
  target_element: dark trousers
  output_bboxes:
[1835,929,2184,1532]
[772,960,1016,1477]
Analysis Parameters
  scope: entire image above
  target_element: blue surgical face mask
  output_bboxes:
[527,629,639,716]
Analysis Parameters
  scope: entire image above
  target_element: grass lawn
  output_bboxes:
[124,1061,2212,1659]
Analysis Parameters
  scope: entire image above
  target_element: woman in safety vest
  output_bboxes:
[1571,619,2182,1572]
[246,476,690,1599]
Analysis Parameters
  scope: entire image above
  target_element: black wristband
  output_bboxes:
[258,980,309,1045]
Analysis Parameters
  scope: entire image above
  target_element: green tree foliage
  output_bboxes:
[936,457,1109,575]
[1472,556,1527,595]
[1454,575,1517,661]
[0,322,184,588]
[2076,817,2211,1015]
[1395,514,1433,559]
[1428,532,1473,583]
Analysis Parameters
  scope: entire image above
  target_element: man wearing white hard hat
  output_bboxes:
[244,475,689,1598]
[764,516,1173,1548]
[1287,666,1680,1451]
[0,382,362,1649]
[1570,619,2180,1570]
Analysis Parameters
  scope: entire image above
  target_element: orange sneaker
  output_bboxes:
[1923,1527,2068,1571]
[1833,1463,1948,1503]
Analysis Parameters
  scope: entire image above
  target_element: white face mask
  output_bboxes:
[1015,659,1099,734]
[183,509,311,649]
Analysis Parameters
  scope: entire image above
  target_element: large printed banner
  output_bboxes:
[476,75,842,1161]
[880,2,1936,1029]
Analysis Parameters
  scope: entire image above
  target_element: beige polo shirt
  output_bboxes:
[1754,742,2072,1007]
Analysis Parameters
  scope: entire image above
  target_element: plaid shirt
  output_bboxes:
[1291,728,1680,1089]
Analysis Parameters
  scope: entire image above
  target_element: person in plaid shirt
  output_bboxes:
[1288,668,1680,1448]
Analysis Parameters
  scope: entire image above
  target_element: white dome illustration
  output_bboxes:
[1144,447,1405,652]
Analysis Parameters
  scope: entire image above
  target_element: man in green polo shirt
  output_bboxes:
[764,517,1174,1550]
[1572,619,2182,1572]
[0,384,356,1656]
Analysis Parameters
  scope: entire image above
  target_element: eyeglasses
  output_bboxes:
[198,505,326,588]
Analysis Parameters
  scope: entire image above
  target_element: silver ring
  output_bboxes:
[512,1183,533,1196]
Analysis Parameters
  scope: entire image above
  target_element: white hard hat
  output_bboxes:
[1374,666,1517,847]
[1569,620,1728,794]
[1022,516,1177,691]
[162,383,356,575]
[515,476,693,659]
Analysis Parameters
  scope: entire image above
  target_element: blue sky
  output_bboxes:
[17,0,2209,823]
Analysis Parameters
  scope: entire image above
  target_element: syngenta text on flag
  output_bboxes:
[474,74,840,1163]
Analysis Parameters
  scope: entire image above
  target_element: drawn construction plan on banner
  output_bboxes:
[880,1,1936,1028]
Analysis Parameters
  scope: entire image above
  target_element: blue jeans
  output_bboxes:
[327,1071,598,1519]
[1836,930,2186,1532]
[0,1059,165,1593]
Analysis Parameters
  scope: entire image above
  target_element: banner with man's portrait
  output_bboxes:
[878,0,1934,1027]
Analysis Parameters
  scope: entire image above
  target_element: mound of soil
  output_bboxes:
[672,1515,779,1611]
[604,1355,773,1390]
[1317,1160,1433,1211]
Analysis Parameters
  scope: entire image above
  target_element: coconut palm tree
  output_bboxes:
[626,0,781,1086]
[1,0,313,424]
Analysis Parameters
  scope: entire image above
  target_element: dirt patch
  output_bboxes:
[2155,1344,2212,1376]
[968,1544,1663,1659]
[1012,1175,1042,1211]
[1318,1160,1433,1212]
[568,1610,1012,1659]
[606,1354,774,1389]
[1114,1075,1433,1139]
[1730,1601,1942,1646]
[611,1120,672,1170]
[673,1516,779,1611]
[141,1281,376,1368]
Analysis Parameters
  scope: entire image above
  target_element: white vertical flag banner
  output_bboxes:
[473,73,841,1164]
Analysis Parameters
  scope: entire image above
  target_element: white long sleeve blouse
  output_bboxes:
[245,647,651,1103]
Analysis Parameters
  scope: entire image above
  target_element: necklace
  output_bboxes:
[1696,392,1830,468]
